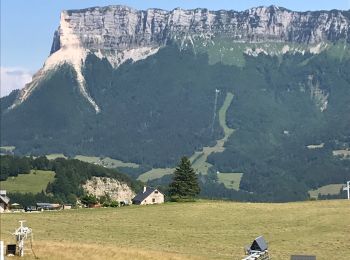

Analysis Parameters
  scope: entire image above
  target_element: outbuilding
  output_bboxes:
[132,187,164,205]
[36,203,61,211]
[0,190,10,213]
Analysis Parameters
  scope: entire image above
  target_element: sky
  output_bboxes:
[1,0,350,97]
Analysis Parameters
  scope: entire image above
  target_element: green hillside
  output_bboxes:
[1,200,349,259]
[0,170,55,194]
[1,45,350,201]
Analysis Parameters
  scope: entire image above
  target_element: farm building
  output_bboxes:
[36,203,61,211]
[0,190,10,213]
[132,187,164,205]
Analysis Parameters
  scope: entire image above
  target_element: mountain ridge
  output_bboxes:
[51,4,350,54]
[6,5,350,112]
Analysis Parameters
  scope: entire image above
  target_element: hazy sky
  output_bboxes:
[1,0,349,96]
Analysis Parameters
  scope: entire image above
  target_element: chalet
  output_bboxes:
[0,190,10,213]
[132,187,164,205]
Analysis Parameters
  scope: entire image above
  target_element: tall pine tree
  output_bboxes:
[169,156,200,200]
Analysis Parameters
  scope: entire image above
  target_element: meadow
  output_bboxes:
[74,155,139,168]
[1,200,349,259]
[217,173,243,190]
[0,170,55,194]
[308,184,344,198]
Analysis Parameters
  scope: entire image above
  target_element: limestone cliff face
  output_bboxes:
[11,5,350,113]
[82,176,135,203]
[50,5,350,55]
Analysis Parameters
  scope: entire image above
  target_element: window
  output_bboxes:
[155,191,159,194]
[152,198,155,203]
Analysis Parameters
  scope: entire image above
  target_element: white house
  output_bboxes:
[0,190,10,213]
[132,187,164,205]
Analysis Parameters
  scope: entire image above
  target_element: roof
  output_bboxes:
[0,194,10,205]
[132,187,161,202]
[36,203,60,208]
[250,236,268,251]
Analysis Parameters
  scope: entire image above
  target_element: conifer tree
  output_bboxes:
[169,156,200,200]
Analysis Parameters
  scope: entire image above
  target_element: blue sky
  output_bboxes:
[1,0,350,96]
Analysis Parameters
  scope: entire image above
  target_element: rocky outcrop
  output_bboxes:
[308,75,329,112]
[82,176,135,202]
[50,5,350,55]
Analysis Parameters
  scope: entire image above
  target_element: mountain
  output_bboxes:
[1,5,350,201]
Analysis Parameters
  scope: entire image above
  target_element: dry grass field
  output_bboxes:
[1,200,349,259]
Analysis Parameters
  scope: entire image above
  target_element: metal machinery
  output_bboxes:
[242,236,270,260]
[12,220,33,257]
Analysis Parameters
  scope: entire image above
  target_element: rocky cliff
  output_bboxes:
[10,5,350,112]
[51,5,350,55]
[83,176,135,203]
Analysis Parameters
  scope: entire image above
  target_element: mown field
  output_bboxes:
[1,200,349,259]
[0,170,55,194]
[217,173,243,190]
[308,184,344,198]
[74,155,139,168]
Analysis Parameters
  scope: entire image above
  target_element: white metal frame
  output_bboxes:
[13,220,32,257]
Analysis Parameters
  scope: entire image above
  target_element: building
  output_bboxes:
[0,190,10,213]
[132,187,164,205]
[36,203,61,211]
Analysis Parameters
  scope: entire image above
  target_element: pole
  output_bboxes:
[0,241,4,260]
[19,238,24,257]
[344,181,350,200]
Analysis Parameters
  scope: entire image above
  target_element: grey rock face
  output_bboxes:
[51,5,350,54]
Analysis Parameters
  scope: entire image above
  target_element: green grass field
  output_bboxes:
[46,153,67,160]
[0,146,15,151]
[0,146,15,155]
[217,173,243,190]
[0,170,55,194]
[137,168,174,182]
[1,200,349,259]
[191,92,235,176]
[74,155,139,168]
[308,184,344,198]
